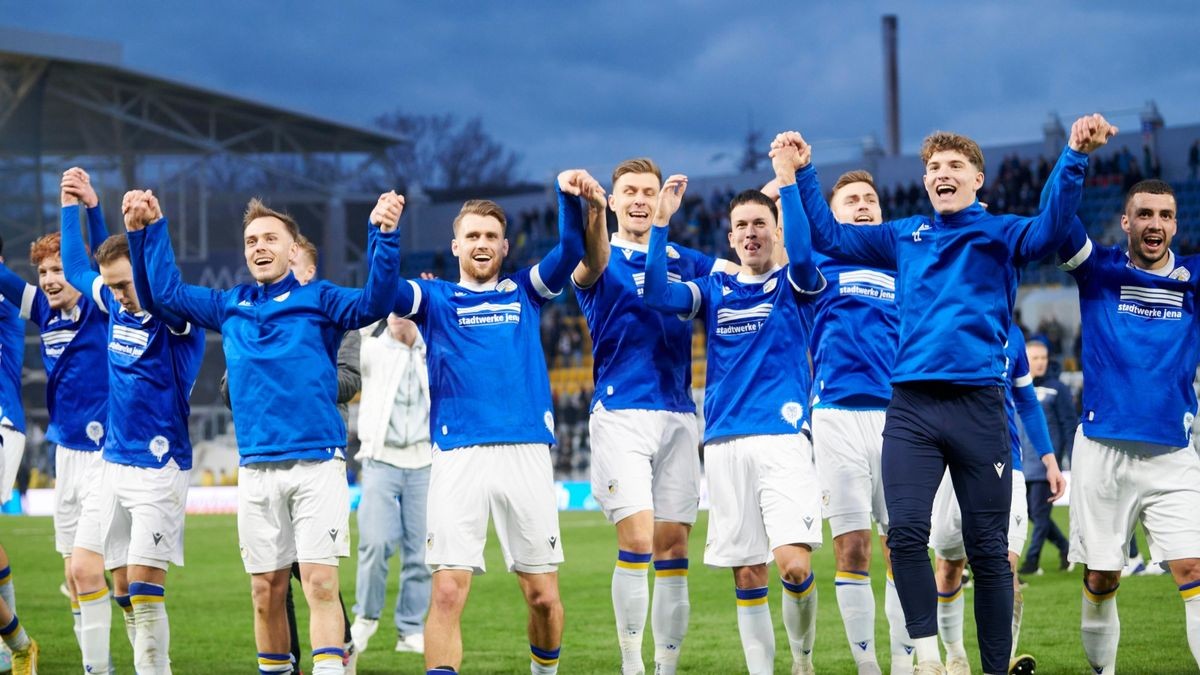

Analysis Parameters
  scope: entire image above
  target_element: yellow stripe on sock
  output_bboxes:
[886,570,894,582]
[131,595,165,604]
[783,584,815,599]
[1082,586,1117,603]
[0,577,11,586]
[531,653,559,666]
[259,657,291,665]
[1182,586,1200,601]
[655,568,688,577]
[313,653,342,663]
[735,596,769,607]
[70,601,80,610]
[835,571,869,581]
[937,588,963,603]
[616,560,650,570]
[77,588,108,603]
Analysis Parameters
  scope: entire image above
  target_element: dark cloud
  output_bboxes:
[3,0,1197,180]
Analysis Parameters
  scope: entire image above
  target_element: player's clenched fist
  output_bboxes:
[1069,113,1118,154]
[652,174,688,227]
[370,191,405,233]
[121,189,162,232]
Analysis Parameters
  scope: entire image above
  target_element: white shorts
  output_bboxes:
[425,443,563,574]
[811,408,888,537]
[237,459,350,574]
[1069,429,1200,571]
[104,463,189,570]
[589,406,701,525]
[0,426,26,505]
[53,447,106,556]
[930,468,1027,559]
[703,434,823,568]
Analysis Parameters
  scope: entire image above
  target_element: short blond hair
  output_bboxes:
[452,199,507,235]
[295,234,318,267]
[612,157,662,188]
[243,198,300,239]
[831,170,878,198]
[920,131,985,173]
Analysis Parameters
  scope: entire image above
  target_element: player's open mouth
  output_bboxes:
[628,210,649,219]
[44,286,62,298]
[935,185,956,196]
[854,214,873,223]
[254,256,272,266]
[472,253,492,262]
[1143,234,1164,250]
[744,241,761,253]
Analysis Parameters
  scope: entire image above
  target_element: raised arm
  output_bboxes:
[771,138,822,292]
[61,167,109,270]
[534,170,598,295]
[59,171,103,299]
[128,190,227,331]
[0,263,36,320]
[643,175,703,315]
[778,132,897,269]
[321,191,403,330]
[572,187,610,289]
[1016,114,1117,264]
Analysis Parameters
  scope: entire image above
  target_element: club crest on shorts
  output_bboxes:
[780,402,803,428]
[149,435,170,461]
[607,479,619,495]
[426,532,434,550]
[821,489,831,507]
[240,546,249,559]
[86,420,105,445]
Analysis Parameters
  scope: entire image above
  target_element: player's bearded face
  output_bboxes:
[453,214,508,283]
[244,217,297,284]
[728,203,777,271]
[1122,192,1177,269]
[37,255,83,311]
[831,183,883,225]
[923,150,984,215]
[609,173,659,237]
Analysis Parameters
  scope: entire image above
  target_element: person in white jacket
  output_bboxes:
[349,313,432,657]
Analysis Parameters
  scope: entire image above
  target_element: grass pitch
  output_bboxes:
[0,508,1193,673]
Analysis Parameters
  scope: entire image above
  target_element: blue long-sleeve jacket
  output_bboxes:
[797,145,1088,386]
[138,216,400,464]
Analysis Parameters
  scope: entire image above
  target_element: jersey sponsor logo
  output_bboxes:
[837,270,897,302]
[715,303,772,336]
[149,436,170,461]
[1116,285,1185,320]
[780,401,804,428]
[912,223,931,242]
[42,328,78,358]
[630,271,682,297]
[110,324,151,358]
[455,301,521,327]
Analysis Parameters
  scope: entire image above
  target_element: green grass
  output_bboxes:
[0,508,1195,673]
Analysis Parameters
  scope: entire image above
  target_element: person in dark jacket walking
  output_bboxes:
[1019,338,1072,575]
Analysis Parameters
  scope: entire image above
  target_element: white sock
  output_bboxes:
[257,652,294,673]
[131,582,170,673]
[651,559,690,675]
[115,594,137,649]
[913,636,940,665]
[885,573,914,674]
[735,586,775,675]
[0,566,15,613]
[311,647,345,674]
[530,644,560,675]
[835,570,878,666]
[613,551,650,674]
[78,587,113,674]
[71,601,82,649]
[781,573,817,669]
[1081,581,1119,674]
[1180,582,1200,669]
[937,582,966,661]
[1011,588,1024,657]
[0,615,30,652]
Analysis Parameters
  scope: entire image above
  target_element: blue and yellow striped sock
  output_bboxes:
[257,651,293,674]
[0,614,29,651]
[530,643,560,674]
[613,549,651,669]
[311,646,345,674]
[1180,580,1200,665]
[1081,580,1119,673]
[781,573,817,663]
[734,586,774,672]
[652,558,689,674]
[0,565,14,613]
[937,580,966,659]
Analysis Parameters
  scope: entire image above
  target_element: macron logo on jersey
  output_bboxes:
[838,270,896,302]
[715,303,772,336]
[1117,285,1184,320]
[109,325,150,358]
[630,272,682,297]
[456,301,521,327]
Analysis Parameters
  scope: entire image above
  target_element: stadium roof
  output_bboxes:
[0,26,404,156]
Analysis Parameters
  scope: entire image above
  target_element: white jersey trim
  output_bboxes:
[18,284,35,320]
[787,268,828,295]
[529,264,561,300]
[401,279,423,318]
[1014,373,1033,388]
[682,281,701,321]
[711,259,734,274]
[91,277,108,314]
[1058,237,1094,271]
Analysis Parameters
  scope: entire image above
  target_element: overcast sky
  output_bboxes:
[4,1,1198,182]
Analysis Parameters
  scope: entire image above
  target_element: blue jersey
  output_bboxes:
[810,253,898,410]
[0,295,25,432]
[0,266,109,450]
[403,270,558,450]
[62,205,206,469]
[136,216,400,465]
[1060,235,1200,449]
[575,235,723,413]
[796,146,1088,387]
